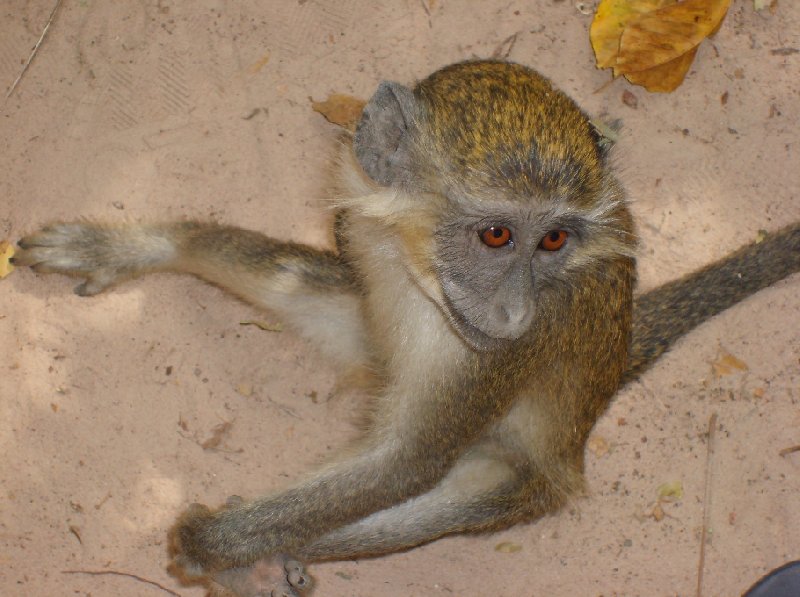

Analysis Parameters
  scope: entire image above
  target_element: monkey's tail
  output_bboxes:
[623,223,800,385]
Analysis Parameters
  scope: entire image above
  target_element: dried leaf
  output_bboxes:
[711,350,748,378]
[495,541,523,553]
[623,46,698,92]
[657,481,683,501]
[201,421,233,450]
[591,0,732,92]
[591,0,675,69]
[622,90,639,108]
[69,525,83,544]
[0,240,15,278]
[311,94,366,132]
[587,435,610,457]
[616,0,731,73]
[248,52,271,74]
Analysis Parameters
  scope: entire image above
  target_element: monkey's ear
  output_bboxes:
[353,81,417,186]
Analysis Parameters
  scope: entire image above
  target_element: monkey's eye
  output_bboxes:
[480,226,512,248]
[539,230,568,251]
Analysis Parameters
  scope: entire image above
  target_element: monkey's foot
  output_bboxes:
[209,556,312,597]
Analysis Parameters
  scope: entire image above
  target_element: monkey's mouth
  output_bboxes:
[440,295,521,353]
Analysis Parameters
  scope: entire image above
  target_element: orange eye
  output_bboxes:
[539,230,568,251]
[480,226,512,248]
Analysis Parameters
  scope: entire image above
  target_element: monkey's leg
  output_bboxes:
[14,221,366,367]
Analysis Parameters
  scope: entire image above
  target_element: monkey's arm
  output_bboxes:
[14,221,366,367]
[293,448,556,563]
[626,223,800,383]
[171,351,523,574]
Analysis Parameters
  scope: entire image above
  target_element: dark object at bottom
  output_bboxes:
[743,561,800,597]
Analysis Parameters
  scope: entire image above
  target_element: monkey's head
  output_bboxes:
[352,60,636,351]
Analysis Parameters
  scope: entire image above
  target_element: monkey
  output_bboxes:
[12,60,800,597]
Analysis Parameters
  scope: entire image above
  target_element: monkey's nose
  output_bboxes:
[500,304,526,325]
[493,303,532,339]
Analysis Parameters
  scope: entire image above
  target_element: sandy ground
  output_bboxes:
[1,1,799,596]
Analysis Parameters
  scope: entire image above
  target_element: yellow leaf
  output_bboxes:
[657,481,683,501]
[591,0,732,92]
[624,46,698,92]
[0,241,15,279]
[311,94,366,132]
[615,0,732,73]
[591,0,677,69]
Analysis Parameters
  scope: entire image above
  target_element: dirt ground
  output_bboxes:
[1,1,799,596]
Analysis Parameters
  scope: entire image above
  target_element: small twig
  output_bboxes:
[62,569,183,596]
[491,33,519,60]
[779,444,800,457]
[592,76,617,95]
[696,412,718,597]
[5,0,64,99]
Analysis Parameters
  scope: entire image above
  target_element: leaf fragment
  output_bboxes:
[240,320,283,332]
[311,94,366,132]
[657,480,684,501]
[711,350,748,378]
[201,421,233,450]
[0,240,15,278]
[587,435,611,457]
[495,541,523,553]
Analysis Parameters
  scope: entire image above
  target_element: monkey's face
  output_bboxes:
[353,60,636,351]
[428,190,634,350]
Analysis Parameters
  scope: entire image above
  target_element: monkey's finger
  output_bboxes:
[283,559,312,593]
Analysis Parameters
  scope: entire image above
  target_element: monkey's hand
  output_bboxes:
[206,557,311,597]
[171,501,312,596]
[208,558,311,597]
[14,222,175,296]
[170,502,243,575]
